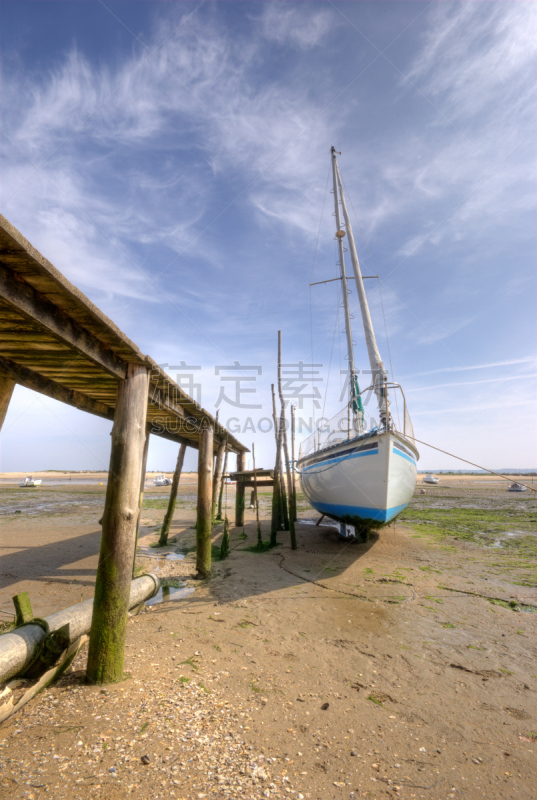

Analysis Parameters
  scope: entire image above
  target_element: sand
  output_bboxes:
[0,477,535,800]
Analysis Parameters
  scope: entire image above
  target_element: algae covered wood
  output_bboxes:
[212,435,226,520]
[270,383,283,544]
[196,423,213,578]
[277,331,296,549]
[0,262,127,379]
[235,450,246,527]
[290,403,297,523]
[0,355,114,421]
[13,592,33,625]
[86,363,150,684]
[216,446,228,522]
[159,443,187,547]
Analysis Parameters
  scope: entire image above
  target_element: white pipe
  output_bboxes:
[0,573,160,684]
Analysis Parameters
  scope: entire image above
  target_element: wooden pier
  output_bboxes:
[228,469,275,527]
[0,215,248,683]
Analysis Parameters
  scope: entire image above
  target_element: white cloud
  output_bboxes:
[402,356,535,380]
[414,315,475,345]
[260,5,335,50]
[406,373,535,394]
[405,3,536,122]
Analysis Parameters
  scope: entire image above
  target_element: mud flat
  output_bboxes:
[0,477,535,800]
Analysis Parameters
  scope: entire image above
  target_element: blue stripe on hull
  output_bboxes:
[302,449,378,473]
[392,446,416,465]
[310,500,409,524]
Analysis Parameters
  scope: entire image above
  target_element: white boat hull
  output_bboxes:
[298,431,418,527]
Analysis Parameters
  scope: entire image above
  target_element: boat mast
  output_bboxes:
[330,147,358,422]
[334,157,390,428]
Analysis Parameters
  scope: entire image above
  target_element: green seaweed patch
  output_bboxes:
[161,578,185,589]
[367,694,385,707]
[399,507,537,556]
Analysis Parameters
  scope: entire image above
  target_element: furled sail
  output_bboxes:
[335,160,390,425]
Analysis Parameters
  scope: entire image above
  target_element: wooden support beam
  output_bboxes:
[278,331,296,548]
[132,427,151,575]
[211,435,226,520]
[0,355,114,422]
[290,404,297,523]
[216,447,228,522]
[0,263,128,379]
[196,424,213,578]
[159,443,187,547]
[0,373,15,431]
[235,451,245,527]
[86,363,149,684]
[148,382,187,420]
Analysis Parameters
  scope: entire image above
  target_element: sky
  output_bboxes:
[0,0,535,473]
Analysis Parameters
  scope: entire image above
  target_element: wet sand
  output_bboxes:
[0,477,535,800]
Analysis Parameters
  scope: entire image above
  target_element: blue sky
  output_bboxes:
[1,0,535,473]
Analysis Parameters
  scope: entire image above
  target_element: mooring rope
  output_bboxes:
[398,433,537,493]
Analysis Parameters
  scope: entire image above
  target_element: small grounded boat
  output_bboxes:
[297,147,419,535]
[19,476,42,488]
[508,482,527,492]
[423,473,439,485]
[153,474,172,486]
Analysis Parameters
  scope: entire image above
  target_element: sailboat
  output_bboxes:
[297,147,419,532]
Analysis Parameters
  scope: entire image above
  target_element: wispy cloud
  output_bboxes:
[402,356,535,380]
[260,5,336,50]
[414,315,475,345]
[406,373,535,394]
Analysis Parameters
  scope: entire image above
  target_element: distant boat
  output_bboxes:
[422,473,439,485]
[508,482,527,492]
[153,474,172,486]
[297,148,419,532]
[19,476,42,488]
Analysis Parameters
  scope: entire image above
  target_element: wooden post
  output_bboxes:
[277,332,295,547]
[235,450,245,527]
[159,443,187,547]
[12,591,33,625]
[252,443,263,549]
[212,435,226,520]
[87,363,149,684]
[270,384,283,542]
[216,446,228,521]
[290,404,297,523]
[196,423,213,578]
[0,374,16,431]
[132,427,150,575]
[279,406,290,531]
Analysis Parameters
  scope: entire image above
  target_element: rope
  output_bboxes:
[399,433,537,493]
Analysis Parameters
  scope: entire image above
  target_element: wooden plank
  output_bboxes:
[0,355,114,421]
[0,263,128,379]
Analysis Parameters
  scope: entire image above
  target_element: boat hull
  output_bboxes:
[298,431,418,527]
